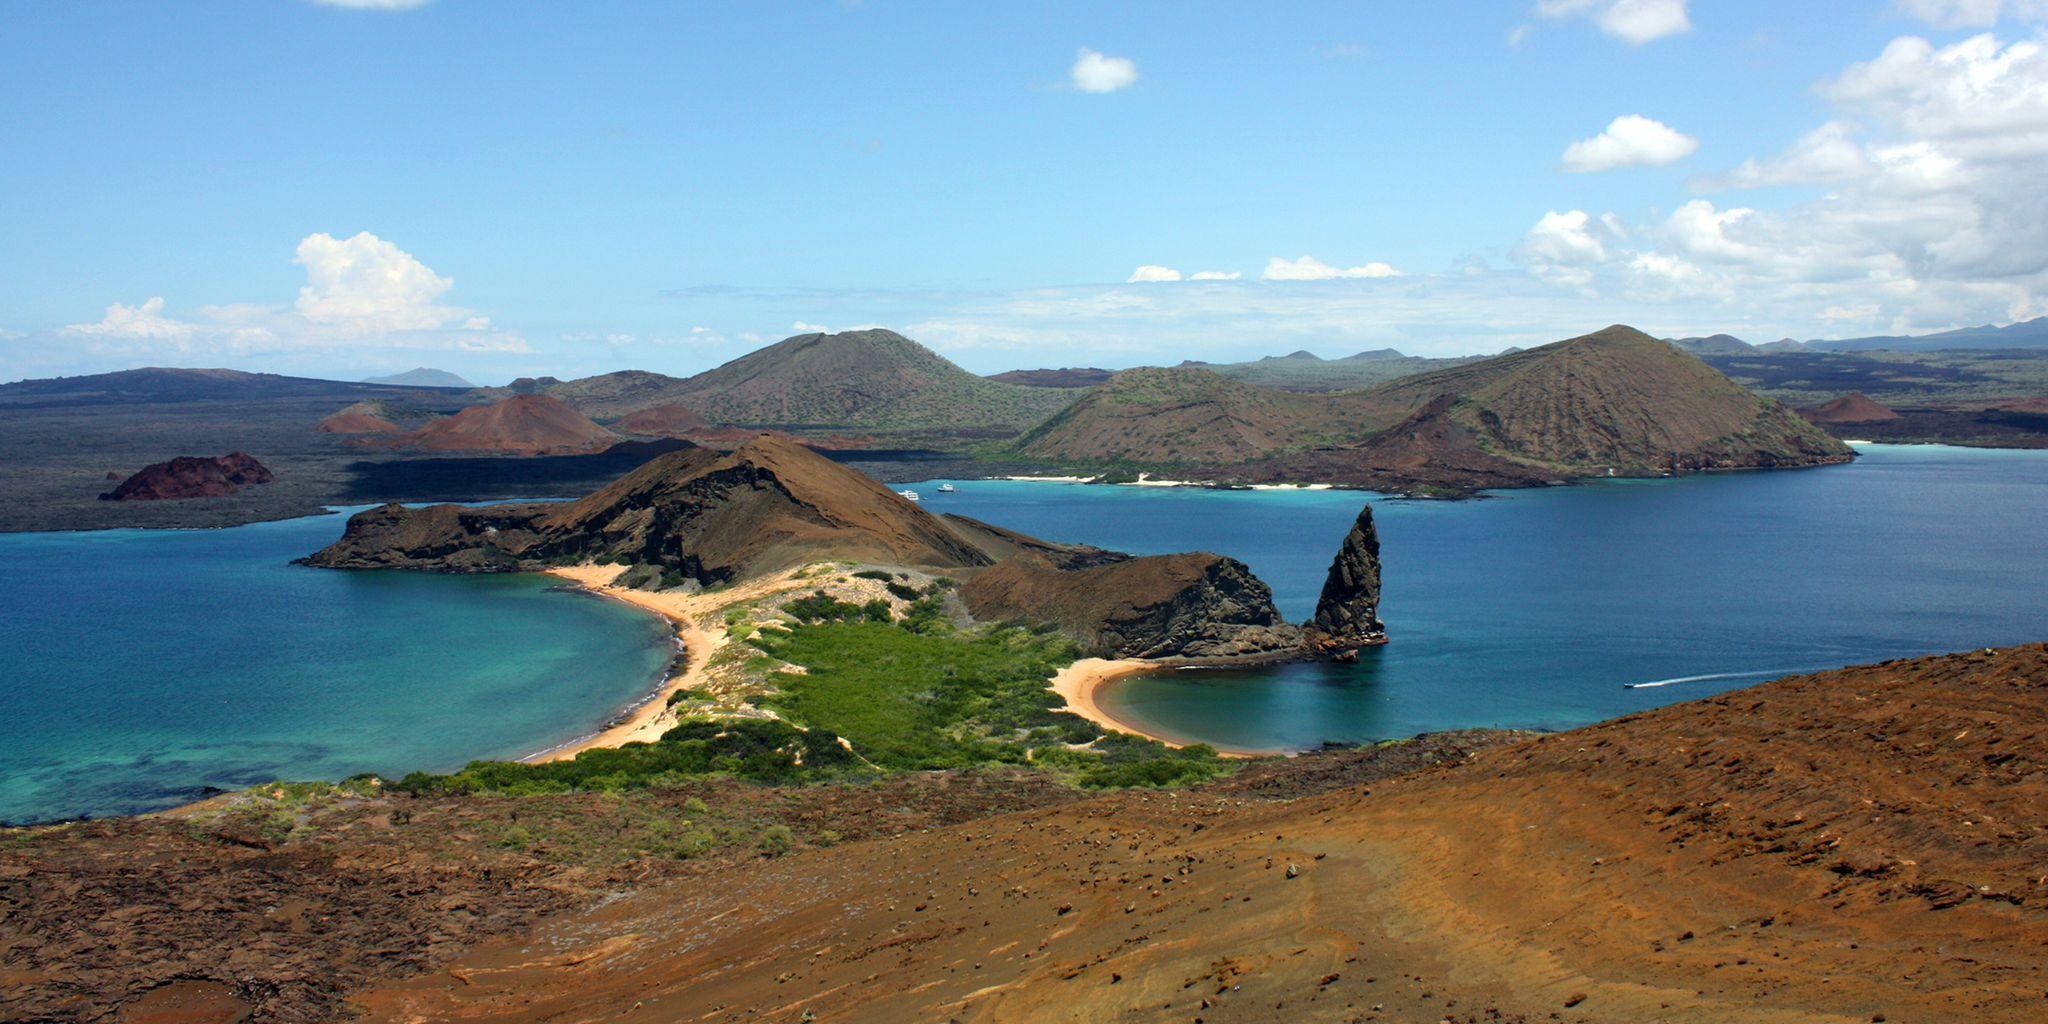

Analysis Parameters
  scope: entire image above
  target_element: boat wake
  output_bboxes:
[1624,667,1807,690]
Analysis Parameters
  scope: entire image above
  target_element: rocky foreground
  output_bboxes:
[4,647,2044,1021]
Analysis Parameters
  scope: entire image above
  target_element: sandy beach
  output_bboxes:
[1046,657,1196,747]
[526,564,804,762]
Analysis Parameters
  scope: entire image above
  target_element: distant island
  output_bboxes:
[359,367,475,388]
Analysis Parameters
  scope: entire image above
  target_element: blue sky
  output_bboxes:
[5,0,2047,383]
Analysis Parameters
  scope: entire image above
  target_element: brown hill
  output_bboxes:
[314,400,402,434]
[1016,327,1849,487]
[475,370,693,420]
[99,452,273,501]
[396,394,616,455]
[663,329,1080,430]
[987,366,1118,388]
[1014,365,1360,464]
[610,402,712,436]
[306,434,989,583]
[1803,391,1901,423]
[1361,325,1852,473]
[348,644,2048,1023]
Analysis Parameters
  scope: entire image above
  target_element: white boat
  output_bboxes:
[936,483,956,493]
[897,489,921,502]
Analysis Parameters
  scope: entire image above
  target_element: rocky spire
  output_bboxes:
[1305,504,1385,654]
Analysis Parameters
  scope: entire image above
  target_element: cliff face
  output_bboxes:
[959,552,1301,660]
[100,453,273,501]
[1304,504,1385,653]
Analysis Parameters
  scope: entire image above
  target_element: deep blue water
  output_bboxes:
[906,444,2048,751]
[0,511,672,824]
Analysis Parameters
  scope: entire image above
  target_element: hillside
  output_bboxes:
[474,369,696,420]
[1014,365,1364,464]
[1021,326,1850,486]
[1668,333,1754,354]
[1359,324,1851,473]
[317,644,2048,1023]
[314,400,402,434]
[664,329,1081,430]
[395,394,617,455]
[1802,392,1900,423]
[1190,348,1483,392]
[987,367,1118,388]
[611,402,712,436]
[1810,316,2048,352]
[0,367,431,408]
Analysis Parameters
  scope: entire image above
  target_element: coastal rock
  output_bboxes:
[1303,503,1386,653]
[99,452,273,501]
[959,551,1302,660]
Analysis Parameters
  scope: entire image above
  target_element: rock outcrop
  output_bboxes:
[99,453,273,501]
[1302,504,1386,655]
[959,552,1301,660]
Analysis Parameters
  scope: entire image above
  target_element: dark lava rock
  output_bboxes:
[99,452,274,501]
[1303,503,1386,653]
[960,551,1302,659]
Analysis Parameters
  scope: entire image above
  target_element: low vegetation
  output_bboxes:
[390,577,1225,798]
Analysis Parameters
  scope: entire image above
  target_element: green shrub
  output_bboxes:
[758,824,795,857]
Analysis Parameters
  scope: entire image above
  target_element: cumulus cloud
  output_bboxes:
[63,297,197,340]
[1512,210,1612,285]
[1531,0,1692,44]
[1518,31,2048,333]
[1261,256,1403,281]
[1070,48,1138,93]
[1562,115,1699,171]
[293,232,472,332]
[1127,265,1182,282]
[48,232,522,370]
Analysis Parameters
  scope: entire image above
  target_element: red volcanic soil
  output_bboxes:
[397,394,616,454]
[679,426,875,450]
[1803,391,1901,423]
[315,400,403,434]
[611,402,712,436]
[99,452,273,501]
[353,645,2048,1024]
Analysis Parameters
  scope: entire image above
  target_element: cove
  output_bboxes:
[0,509,673,824]
[910,444,2048,752]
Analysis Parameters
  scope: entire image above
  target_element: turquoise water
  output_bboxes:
[908,444,2048,752]
[0,511,673,824]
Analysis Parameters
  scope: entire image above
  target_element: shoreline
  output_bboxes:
[1048,657,1275,758]
[522,565,721,763]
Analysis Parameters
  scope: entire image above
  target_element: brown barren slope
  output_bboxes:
[612,402,713,436]
[397,394,617,454]
[1803,392,1902,423]
[355,645,2048,1023]
[1015,365,1363,464]
[313,400,402,434]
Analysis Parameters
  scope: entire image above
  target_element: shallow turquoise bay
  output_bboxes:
[0,510,672,824]
[908,444,2048,752]
[2,445,2042,823]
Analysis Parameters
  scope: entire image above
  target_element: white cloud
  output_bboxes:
[791,321,831,333]
[1512,210,1611,285]
[1261,256,1403,281]
[1189,270,1242,280]
[1561,114,1699,171]
[1515,31,2048,335]
[1895,0,2048,29]
[309,0,432,8]
[42,233,524,375]
[1128,264,1183,282]
[1533,0,1692,44]
[1070,48,1138,93]
[294,231,471,332]
[64,297,197,340]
